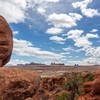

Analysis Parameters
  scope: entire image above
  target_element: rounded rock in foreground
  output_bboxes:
[0,16,13,67]
[0,67,40,100]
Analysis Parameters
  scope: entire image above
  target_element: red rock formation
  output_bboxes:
[40,76,66,91]
[83,82,92,93]
[78,69,100,100]
[0,67,40,100]
[0,16,13,66]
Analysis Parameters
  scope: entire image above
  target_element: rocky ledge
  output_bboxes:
[0,67,40,100]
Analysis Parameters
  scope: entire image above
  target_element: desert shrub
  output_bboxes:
[59,72,95,100]
[57,92,71,100]
[86,73,95,82]
[63,72,84,100]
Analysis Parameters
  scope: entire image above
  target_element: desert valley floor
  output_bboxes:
[9,65,100,77]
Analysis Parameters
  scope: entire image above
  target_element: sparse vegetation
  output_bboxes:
[57,72,95,100]
[86,73,95,81]
[63,72,84,100]
[57,92,71,100]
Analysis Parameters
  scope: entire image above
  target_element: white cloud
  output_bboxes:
[66,29,100,62]
[13,31,19,35]
[85,47,100,58]
[0,0,27,23]
[46,27,63,34]
[43,0,60,2]
[67,29,98,49]
[37,7,46,14]
[86,33,99,38]
[82,8,100,18]
[74,36,92,48]
[72,0,92,9]
[0,0,60,23]
[69,13,83,20]
[63,47,74,51]
[60,52,70,55]
[8,59,29,65]
[65,57,100,65]
[47,13,82,28]
[67,29,83,40]
[49,35,66,44]
[72,0,100,18]
[13,38,64,60]
[90,29,98,32]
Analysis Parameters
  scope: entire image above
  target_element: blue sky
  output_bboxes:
[0,0,100,65]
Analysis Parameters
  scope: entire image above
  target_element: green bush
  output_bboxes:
[58,72,95,100]
[63,72,84,100]
[86,73,95,81]
[57,92,71,100]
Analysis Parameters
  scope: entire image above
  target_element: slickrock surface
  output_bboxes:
[0,16,13,66]
[0,68,40,100]
[78,69,100,100]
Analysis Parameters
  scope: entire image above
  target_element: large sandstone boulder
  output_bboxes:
[0,67,40,100]
[0,16,13,66]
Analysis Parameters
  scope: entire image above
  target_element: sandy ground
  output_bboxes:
[9,65,100,77]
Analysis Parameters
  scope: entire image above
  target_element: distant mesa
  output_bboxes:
[51,62,65,66]
[17,62,46,67]
[17,62,65,67]
[0,16,13,67]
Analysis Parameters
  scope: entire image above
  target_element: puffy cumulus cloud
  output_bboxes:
[85,47,100,58]
[67,29,99,49]
[66,29,100,61]
[69,13,83,20]
[0,0,28,23]
[67,29,83,40]
[72,0,100,18]
[0,0,60,23]
[72,0,92,9]
[47,13,82,28]
[46,27,63,34]
[49,35,66,44]
[8,59,30,65]
[67,30,92,48]
[13,38,64,60]
[82,8,100,18]
[90,29,98,32]
[74,36,92,48]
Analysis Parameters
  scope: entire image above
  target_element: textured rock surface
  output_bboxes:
[78,69,100,100]
[0,67,40,100]
[40,76,66,91]
[0,16,13,66]
[83,82,92,93]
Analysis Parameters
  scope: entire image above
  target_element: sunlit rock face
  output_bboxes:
[0,16,13,66]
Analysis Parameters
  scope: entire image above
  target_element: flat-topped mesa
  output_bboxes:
[0,16,13,67]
